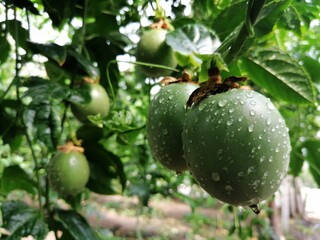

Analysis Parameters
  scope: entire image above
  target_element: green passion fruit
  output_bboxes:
[136,29,177,78]
[146,82,198,172]
[183,89,291,206]
[71,83,110,123]
[48,149,90,195]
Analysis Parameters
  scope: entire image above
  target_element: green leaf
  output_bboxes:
[166,24,221,68]
[254,0,293,37]
[42,0,74,27]
[238,48,315,104]
[66,49,100,79]
[6,19,29,50]
[23,102,62,150]
[277,6,302,35]
[55,209,99,240]
[300,56,320,83]
[23,77,70,104]
[0,35,11,64]
[27,41,67,66]
[303,140,320,187]
[211,1,246,41]
[289,148,304,177]
[2,200,48,240]
[83,142,126,195]
[9,0,40,15]
[85,37,122,95]
[0,165,37,196]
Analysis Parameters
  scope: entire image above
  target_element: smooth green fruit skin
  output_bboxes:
[48,151,90,195]
[71,84,110,123]
[147,83,198,172]
[136,29,177,78]
[183,89,291,206]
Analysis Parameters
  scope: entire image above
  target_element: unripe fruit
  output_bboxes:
[71,83,110,123]
[48,150,90,195]
[183,89,291,206]
[146,82,198,172]
[136,29,177,78]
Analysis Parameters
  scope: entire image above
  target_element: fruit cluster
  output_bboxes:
[147,81,291,208]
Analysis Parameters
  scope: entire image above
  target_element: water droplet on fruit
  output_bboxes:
[275,147,280,152]
[250,110,256,116]
[238,116,243,122]
[225,185,233,194]
[229,108,235,113]
[199,104,206,111]
[238,171,244,177]
[162,129,168,135]
[268,156,273,162]
[266,117,271,125]
[246,92,253,98]
[247,166,255,174]
[248,124,254,132]
[250,100,256,106]
[212,172,220,181]
[227,120,233,126]
[159,98,164,103]
[267,102,275,110]
[218,99,227,107]
[240,100,245,105]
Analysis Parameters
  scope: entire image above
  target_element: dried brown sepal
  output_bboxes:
[150,19,171,30]
[160,77,180,85]
[160,71,196,86]
[186,67,247,108]
[57,141,84,153]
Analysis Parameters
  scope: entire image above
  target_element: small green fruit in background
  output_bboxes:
[136,29,177,78]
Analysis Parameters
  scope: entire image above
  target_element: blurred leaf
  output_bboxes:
[81,141,126,195]
[2,200,48,240]
[66,49,100,79]
[277,5,302,35]
[211,1,246,41]
[238,48,315,104]
[7,0,40,15]
[45,60,70,82]
[300,56,320,83]
[254,0,292,37]
[0,165,37,196]
[23,77,70,104]
[0,35,11,64]
[23,102,61,150]
[55,209,99,240]
[27,41,67,66]
[6,19,29,50]
[303,140,320,187]
[85,37,121,95]
[289,148,304,177]
[42,0,74,27]
[166,24,221,68]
